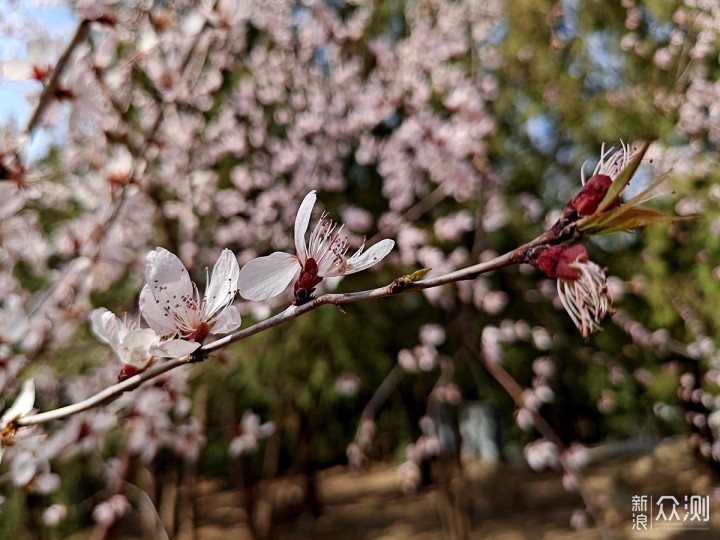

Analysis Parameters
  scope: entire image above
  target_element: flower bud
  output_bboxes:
[571,174,617,216]
[529,245,589,280]
[529,245,612,337]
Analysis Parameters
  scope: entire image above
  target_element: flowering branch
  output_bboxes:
[16,141,691,435]
[26,21,209,322]
[18,233,546,428]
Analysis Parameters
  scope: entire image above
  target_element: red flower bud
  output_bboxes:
[571,174,618,216]
[530,244,588,280]
[117,364,143,382]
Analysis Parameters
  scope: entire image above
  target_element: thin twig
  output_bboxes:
[612,309,700,360]
[19,356,190,426]
[360,364,404,421]
[26,20,91,134]
[481,358,613,540]
[27,22,208,320]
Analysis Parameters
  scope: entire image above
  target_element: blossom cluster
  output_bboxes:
[90,190,394,379]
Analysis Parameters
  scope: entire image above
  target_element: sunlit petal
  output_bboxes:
[149,339,200,359]
[1,379,35,426]
[145,247,194,308]
[203,249,240,318]
[89,308,121,350]
[294,191,316,263]
[119,329,159,367]
[211,305,242,334]
[238,252,300,301]
[329,239,395,276]
[139,284,178,337]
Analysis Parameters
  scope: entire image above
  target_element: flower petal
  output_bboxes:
[11,451,38,487]
[294,191,316,263]
[330,239,395,276]
[211,305,242,334]
[144,247,193,310]
[238,252,300,301]
[89,308,118,348]
[119,329,158,367]
[149,339,200,359]
[1,379,35,425]
[203,249,239,318]
[139,284,178,337]
[0,60,34,81]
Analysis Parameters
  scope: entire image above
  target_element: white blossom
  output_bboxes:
[0,379,36,463]
[238,191,394,303]
[140,248,241,356]
[90,308,197,366]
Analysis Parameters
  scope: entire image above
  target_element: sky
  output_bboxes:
[0,2,78,159]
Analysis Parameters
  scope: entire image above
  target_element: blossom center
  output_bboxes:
[307,213,351,275]
[294,257,323,304]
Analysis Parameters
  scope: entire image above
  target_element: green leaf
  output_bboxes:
[404,268,431,282]
[596,140,651,214]
[581,207,700,235]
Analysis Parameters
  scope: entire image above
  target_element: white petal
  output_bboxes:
[119,329,158,367]
[294,191,316,263]
[89,308,115,347]
[144,247,193,307]
[26,39,51,64]
[203,249,239,318]
[238,252,300,301]
[331,239,395,276]
[11,451,37,487]
[0,60,34,81]
[90,308,129,351]
[149,339,200,358]
[211,305,242,334]
[139,284,178,337]
[1,379,35,425]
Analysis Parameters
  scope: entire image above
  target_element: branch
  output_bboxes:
[360,364,404,422]
[481,358,612,539]
[18,232,552,428]
[19,356,190,426]
[26,20,91,134]
[203,234,543,353]
[612,309,701,360]
[27,22,208,320]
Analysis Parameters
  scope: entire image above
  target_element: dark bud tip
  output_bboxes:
[190,349,207,363]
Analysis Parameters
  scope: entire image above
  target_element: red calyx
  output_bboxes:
[293,257,323,305]
[531,244,588,280]
[117,364,143,382]
[32,65,51,82]
[189,322,211,344]
[571,174,618,216]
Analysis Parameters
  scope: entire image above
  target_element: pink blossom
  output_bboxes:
[90,308,197,367]
[140,248,241,355]
[228,410,275,458]
[238,191,394,304]
[92,494,129,526]
[0,379,36,463]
